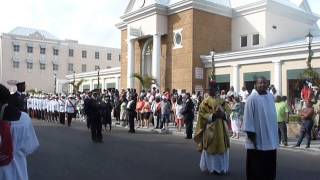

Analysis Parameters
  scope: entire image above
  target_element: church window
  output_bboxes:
[13,61,19,68]
[253,34,260,46]
[173,29,183,49]
[241,35,248,47]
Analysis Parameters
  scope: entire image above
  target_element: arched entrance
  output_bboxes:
[141,38,153,77]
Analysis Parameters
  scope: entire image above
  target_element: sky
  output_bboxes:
[0,0,319,48]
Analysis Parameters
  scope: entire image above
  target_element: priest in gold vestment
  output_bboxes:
[194,80,230,175]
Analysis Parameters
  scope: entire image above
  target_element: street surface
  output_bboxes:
[28,120,320,180]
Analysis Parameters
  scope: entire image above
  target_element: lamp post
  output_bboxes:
[305,32,313,69]
[97,67,100,94]
[210,50,216,80]
[73,70,76,94]
[54,72,57,94]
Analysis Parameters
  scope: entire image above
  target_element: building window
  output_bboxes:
[69,49,74,57]
[13,61,19,68]
[40,47,46,54]
[27,62,33,69]
[173,29,183,49]
[95,66,100,70]
[106,66,112,69]
[82,50,87,58]
[107,53,112,60]
[53,49,59,56]
[95,52,99,59]
[252,34,260,46]
[13,45,20,52]
[40,63,46,70]
[27,46,33,53]
[53,64,59,71]
[68,63,74,72]
[241,35,248,47]
[82,64,87,72]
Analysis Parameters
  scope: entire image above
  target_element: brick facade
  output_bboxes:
[120,9,231,92]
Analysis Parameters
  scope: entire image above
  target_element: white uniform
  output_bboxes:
[27,98,33,110]
[0,112,39,180]
[65,99,75,114]
[52,100,59,112]
[58,99,66,113]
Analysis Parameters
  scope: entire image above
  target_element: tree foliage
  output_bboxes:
[132,73,157,90]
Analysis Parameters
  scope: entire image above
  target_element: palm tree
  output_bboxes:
[70,79,84,93]
[132,73,158,90]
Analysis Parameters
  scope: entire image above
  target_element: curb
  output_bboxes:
[115,125,320,154]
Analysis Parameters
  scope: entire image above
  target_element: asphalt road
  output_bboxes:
[28,120,320,180]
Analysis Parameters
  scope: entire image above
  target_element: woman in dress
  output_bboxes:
[230,96,242,139]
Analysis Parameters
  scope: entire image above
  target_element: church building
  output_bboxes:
[116,0,320,98]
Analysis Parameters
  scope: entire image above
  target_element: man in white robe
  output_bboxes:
[243,76,278,180]
[0,84,39,180]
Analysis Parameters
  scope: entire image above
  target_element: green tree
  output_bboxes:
[70,79,84,93]
[132,73,157,90]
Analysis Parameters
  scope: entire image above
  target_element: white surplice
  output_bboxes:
[0,112,39,180]
[200,150,229,173]
[243,91,279,150]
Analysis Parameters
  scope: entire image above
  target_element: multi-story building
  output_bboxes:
[116,0,320,99]
[0,27,120,93]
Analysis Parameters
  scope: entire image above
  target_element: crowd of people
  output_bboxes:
[16,80,320,146]
[2,76,320,180]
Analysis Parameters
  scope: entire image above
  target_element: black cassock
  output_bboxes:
[100,100,113,130]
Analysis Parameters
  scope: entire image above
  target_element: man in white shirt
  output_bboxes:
[65,95,76,127]
[52,96,60,123]
[58,95,66,125]
[243,76,278,180]
[27,95,33,118]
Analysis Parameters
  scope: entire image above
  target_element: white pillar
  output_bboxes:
[102,78,106,91]
[127,39,135,88]
[116,76,120,90]
[273,60,282,95]
[152,34,161,88]
[89,79,94,91]
[232,64,240,93]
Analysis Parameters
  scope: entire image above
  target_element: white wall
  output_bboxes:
[265,11,312,46]
[232,11,266,51]
[128,14,168,39]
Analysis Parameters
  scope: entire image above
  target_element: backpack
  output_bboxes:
[0,104,13,166]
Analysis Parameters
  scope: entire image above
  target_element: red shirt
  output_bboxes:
[301,87,313,102]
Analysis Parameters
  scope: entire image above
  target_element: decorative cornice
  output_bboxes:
[201,42,320,68]
[168,0,232,17]
[120,4,168,23]
[233,0,267,17]
[116,0,233,30]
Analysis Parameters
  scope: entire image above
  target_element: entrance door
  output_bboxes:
[142,38,153,77]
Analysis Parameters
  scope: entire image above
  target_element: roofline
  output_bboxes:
[201,40,320,67]
[65,67,121,80]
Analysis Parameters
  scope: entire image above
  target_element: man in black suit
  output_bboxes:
[127,95,136,133]
[183,93,195,139]
[85,91,103,143]
[12,81,27,112]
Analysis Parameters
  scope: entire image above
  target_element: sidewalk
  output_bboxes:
[114,122,320,153]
